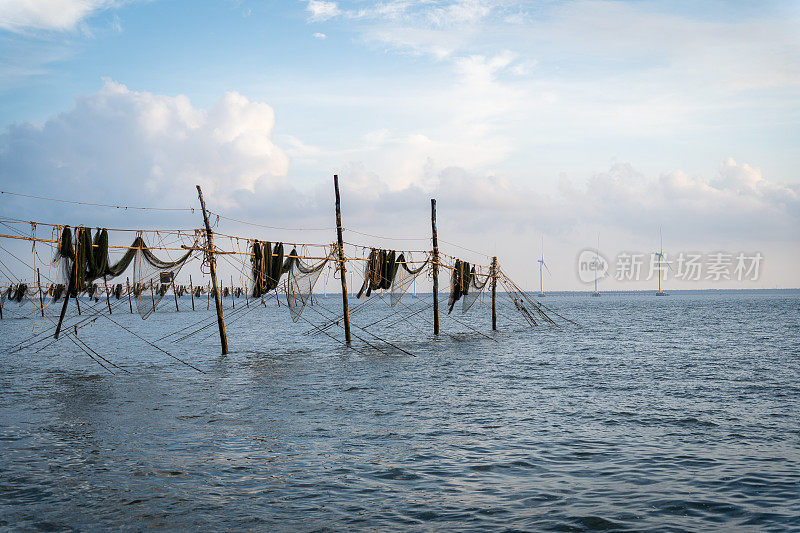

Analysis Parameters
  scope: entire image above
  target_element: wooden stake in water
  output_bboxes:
[37,268,44,318]
[170,275,179,312]
[189,275,195,311]
[196,185,228,355]
[431,198,440,335]
[230,276,235,309]
[491,256,497,331]
[54,261,76,339]
[333,174,352,345]
[103,278,112,314]
[126,277,133,313]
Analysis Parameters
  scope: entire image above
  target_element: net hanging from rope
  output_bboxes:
[448,259,472,314]
[52,225,193,319]
[461,265,488,314]
[284,245,335,322]
[390,252,429,308]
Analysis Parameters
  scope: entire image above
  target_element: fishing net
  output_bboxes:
[285,246,335,322]
[51,226,194,319]
[460,266,489,314]
[133,242,194,319]
[390,252,429,307]
[448,259,471,313]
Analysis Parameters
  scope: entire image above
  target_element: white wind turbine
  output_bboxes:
[654,227,671,296]
[591,233,602,296]
[537,236,550,296]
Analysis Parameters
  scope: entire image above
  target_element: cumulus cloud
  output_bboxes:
[312,32,327,40]
[0,81,289,210]
[327,159,799,245]
[0,0,123,32]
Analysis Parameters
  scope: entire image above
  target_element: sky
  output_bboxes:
[0,0,798,291]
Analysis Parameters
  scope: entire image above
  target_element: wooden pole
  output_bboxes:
[37,268,44,318]
[75,292,81,315]
[103,278,112,314]
[207,282,210,310]
[333,174,352,345]
[230,276,235,309]
[491,256,497,331]
[196,185,228,355]
[431,198,440,335]
[126,277,133,313]
[171,275,179,312]
[189,275,195,311]
[150,280,156,313]
[54,261,76,339]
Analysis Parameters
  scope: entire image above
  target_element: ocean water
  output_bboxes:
[1,290,798,531]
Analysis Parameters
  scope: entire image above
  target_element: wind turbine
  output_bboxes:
[537,236,550,297]
[654,227,670,296]
[591,233,601,297]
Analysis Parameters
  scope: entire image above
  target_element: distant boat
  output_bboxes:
[537,235,549,297]
[654,227,669,296]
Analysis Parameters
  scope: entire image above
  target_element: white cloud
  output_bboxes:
[0,0,123,32]
[306,0,339,22]
[312,32,327,40]
[0,80,289,208]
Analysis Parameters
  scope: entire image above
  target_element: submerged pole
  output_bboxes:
[37,268,44,318]
[103,278,112,314]
[333,174,352,345]
[126,277,133,313]
[230,276,235,309]
[54,262,76,339]
[196,185,228,355]
[189,275,195,311]
[491,256,497,331]
[431,198,440,335]
[171,275,179,312]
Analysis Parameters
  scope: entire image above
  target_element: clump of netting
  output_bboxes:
[447,259,489,314]
[356,248,429,308]
[250,240,336,322]
[53,226,194,319]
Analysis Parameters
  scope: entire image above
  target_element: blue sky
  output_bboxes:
[0,0,798,289]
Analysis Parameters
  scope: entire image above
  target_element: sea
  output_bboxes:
[1,290,798,531]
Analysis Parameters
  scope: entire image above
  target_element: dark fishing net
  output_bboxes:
[251,241,289,297]
[461,266,489,314]
[52,226,194,319]
[357,248,401,299]
[448,259,472,314]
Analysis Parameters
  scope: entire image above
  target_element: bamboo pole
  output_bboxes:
[189,275,195,311]
[126,277,133,313]
[491,256,497,331]
[196,185,228,355]
[171,275,179,312]
[333,174,352,345]
[431,198,440,335]
[37,268,44,318]
[103,278,112,314]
